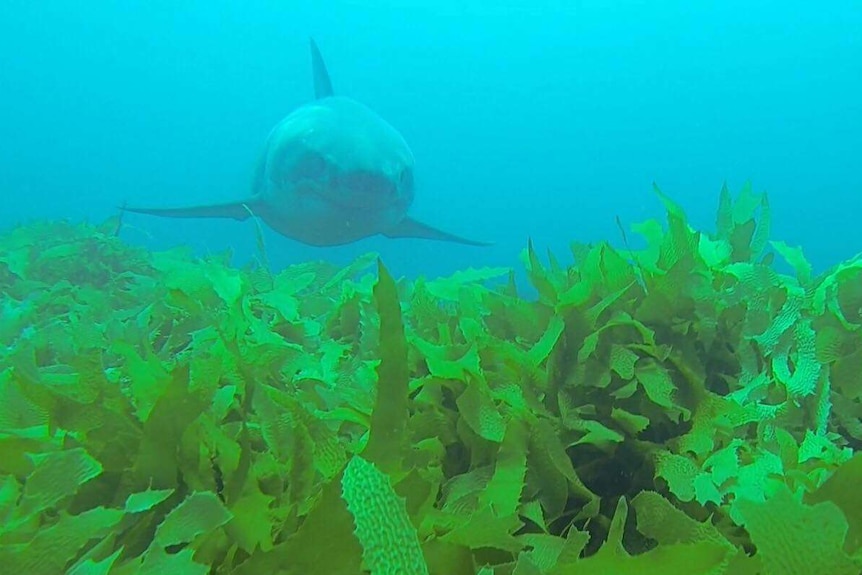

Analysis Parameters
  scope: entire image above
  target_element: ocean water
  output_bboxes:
[3,3,862,573]
[1,0,859,279]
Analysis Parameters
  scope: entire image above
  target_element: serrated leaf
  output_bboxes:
[457,379,507,443]
[363,259,410,476]
[342,455,429,575]
[125,488,175,514]
[154,491,232,548]
[426,267,510,300]
[19,448,102,517]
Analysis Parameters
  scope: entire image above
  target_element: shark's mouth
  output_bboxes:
[283,150,412,212]
[297,170,403,212]
[331,171,398,207]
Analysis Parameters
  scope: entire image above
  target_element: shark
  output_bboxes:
[123,39,490,247]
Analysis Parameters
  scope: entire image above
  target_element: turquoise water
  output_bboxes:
[2,4,862,573]
[1,1,859,278]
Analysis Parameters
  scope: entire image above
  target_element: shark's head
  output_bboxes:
[255,96,417,245]
[251,40,421,245]
[262,95,415,216]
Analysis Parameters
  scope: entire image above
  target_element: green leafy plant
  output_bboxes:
[0,183,860,574]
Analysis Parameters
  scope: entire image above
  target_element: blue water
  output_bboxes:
[1,1,860,281]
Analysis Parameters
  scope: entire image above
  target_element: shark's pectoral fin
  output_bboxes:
[122,198,260,221]
[383,216,493,246]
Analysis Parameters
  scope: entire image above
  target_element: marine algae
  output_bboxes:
[0,184,861,574]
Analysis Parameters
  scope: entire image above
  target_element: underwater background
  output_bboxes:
[3,2,862,575]
[1,0,860,277]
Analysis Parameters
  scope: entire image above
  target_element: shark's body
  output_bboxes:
[124,39,488,247]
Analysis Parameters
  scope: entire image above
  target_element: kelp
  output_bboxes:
[0,183,861,574]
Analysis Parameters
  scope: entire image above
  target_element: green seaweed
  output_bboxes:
[1,183,861,574]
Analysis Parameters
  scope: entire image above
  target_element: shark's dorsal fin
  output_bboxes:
[309,38,334,99]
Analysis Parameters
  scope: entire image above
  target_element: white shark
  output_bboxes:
[124,39,490,247]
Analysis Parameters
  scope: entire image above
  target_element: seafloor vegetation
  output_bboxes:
[0,184,860,575]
